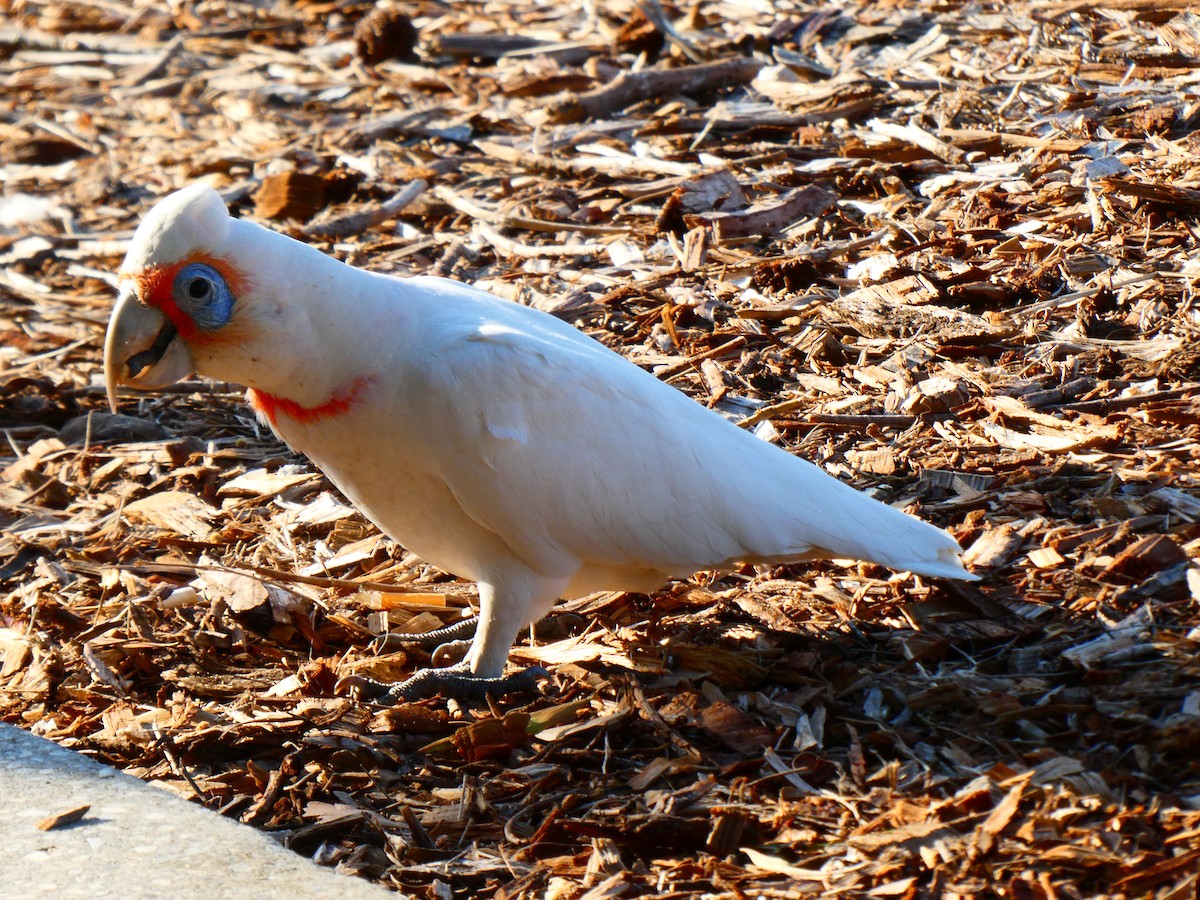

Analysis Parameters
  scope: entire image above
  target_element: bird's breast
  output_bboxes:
[263,398,514,582]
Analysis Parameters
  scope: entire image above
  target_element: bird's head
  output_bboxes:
[107,184,390,419]
[104,184,268,413]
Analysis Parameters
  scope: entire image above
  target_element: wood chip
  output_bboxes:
[36,804,90,831]
[122,491,215,538]
[687,184,837,243]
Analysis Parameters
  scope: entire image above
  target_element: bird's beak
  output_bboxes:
[104,282,195,413]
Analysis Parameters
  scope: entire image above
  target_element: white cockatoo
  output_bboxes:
[105,185,976,701]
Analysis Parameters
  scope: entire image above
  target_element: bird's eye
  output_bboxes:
[173,262,234,331]
[185,276,212,301]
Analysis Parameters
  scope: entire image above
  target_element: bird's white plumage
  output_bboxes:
[121,183,231,275]
[106,186,976,685]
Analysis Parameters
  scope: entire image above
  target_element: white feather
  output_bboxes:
[113,186,977,680]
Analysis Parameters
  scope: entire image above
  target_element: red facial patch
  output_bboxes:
[129,253,249,344]
[247,376,374,427]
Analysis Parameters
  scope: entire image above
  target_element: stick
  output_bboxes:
[635,0,703,63]
[303,180,428,239]
[654,337,748,380]
[433,185,626,235]
[548,59,763,123]
[688,185,838,243]
[477,224,608,259]
[868,119,967,165]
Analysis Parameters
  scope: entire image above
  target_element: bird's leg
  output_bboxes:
[370,575,562,704]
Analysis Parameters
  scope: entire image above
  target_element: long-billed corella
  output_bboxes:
[104,184,976,701]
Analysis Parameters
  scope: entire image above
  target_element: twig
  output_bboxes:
[655,336,748,379]
[868,119,967,165]
[303,180,428,239]
[152,727,209,803]
[476,137,697,178]
[477,224,609,259]
[1059,385,1199,415]
[1005,272,1158,319]
[432,34,597,63]
[548,59,763,123]
[635,0,704,63]
[742,406,924,429]
[104,559,475,599]
[119,32,187,88]
[433,185,626,235]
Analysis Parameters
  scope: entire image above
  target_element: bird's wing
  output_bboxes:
[402,291,970,584]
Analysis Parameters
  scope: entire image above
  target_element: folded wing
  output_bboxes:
[402,284,973,587]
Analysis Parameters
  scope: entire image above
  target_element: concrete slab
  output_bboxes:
[0,724,396,899]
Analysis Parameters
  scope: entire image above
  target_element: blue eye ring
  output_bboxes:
[173,262,234,331]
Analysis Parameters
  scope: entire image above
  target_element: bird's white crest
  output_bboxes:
[120,183,232,276]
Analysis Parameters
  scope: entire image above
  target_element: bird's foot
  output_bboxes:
[345,612,557,702]
[366,663,549,704]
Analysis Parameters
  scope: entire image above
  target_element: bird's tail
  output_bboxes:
[815,484,978,581]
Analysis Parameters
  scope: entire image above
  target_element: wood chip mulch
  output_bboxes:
[3,1,1200,897]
